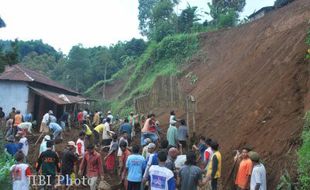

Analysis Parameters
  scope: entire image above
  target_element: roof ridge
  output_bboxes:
[15,65,34,81]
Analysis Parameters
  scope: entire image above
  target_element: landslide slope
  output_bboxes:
[179,0,310,188]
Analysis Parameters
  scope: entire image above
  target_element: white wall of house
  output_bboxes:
[0,81,29,116]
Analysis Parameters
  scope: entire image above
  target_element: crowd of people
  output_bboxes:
[0,106,267,190]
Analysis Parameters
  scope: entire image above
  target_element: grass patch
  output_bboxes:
[298,111,310,189]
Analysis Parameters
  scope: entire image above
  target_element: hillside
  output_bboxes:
[182,0,309,188]
[86,0,310,188]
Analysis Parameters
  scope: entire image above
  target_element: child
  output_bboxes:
[10,151,32,190]
[104,133,119,177]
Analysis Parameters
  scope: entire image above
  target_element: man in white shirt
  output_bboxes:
[107,111,114,124]
[249,152,267,190]
[146,150,176,190]
[16,131,28,160]
[102,117,112,146]
[40,110,52,133]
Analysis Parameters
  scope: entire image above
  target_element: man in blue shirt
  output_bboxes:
[48,122,63,140]
[147,150,176,190]
[5,136,23,156]
[126,145,146,190]
[119,118,132,142]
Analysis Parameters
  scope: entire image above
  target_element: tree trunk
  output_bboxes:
[102,62,107,99]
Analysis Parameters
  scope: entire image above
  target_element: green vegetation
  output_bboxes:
[103,33,199,115]
[297,111,310,189]
[306,29,310,60]
[0,153,14,190]
[276,170,294,190]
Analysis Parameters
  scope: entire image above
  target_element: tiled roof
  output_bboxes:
[30,87,88,105]
[0,64,78,94]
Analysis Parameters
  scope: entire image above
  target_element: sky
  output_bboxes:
[0,0,274,54]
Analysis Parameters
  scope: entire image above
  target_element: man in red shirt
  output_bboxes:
[77,111,83,128]
[79,144,104,190]
[119,141,131,189]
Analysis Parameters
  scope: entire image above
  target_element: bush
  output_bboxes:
[0,153,14,189]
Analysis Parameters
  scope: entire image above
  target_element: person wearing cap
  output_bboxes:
[16,130,28,160]
[61,141,79,189]
[107,110,114,124]
[102,117,112,146]
[143,143,158,180]
[40,110,52,134]
[36,141,61,189]
[39,135,51,154]
[126,145,146,190]
[142,138,152,158]
[249,152,266,190]
[79,144,104,190]
[235,147,253,190]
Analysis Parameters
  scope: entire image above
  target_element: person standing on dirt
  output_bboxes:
[119,141,131,190]
[204,138,214,173]
[10,151,32,190]
[126,145,146,190]
[167,117,178,147]
[36,140,61,189]
[204,141,222,190]
[178,150,203,190]
[40,110,52,134]
[76,131,86,159]
[103,133,119,177]
[141,114,158,145]
[93,123,104,146]
[16,131,28,161]
[119,118,132,143]
[9,107,16,120]
[60,141,79,190]
[249,152,266,190]
[165,147,179,175]
[59,111,69,131]
[13,110,23,136]
[92,110,100,127]
[147,150,176,190]
[177,119,188,152]
[48,122,63,140]
[102,117,112,146]
[235,147,253,190]
[192,136,207,166]
[82,109,88,125]
[79,144,104,190]
[77,110,83,127]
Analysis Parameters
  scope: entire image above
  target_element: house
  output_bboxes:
[248,6,274,22]
[0,64,91,122]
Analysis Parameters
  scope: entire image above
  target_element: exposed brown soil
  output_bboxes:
[177,0,310,189]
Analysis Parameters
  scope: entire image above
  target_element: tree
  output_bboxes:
[149,0,177,41]
[138,0,160,36]
[207,0,245,27]
[138,0,179,40]
[177,4,200,33]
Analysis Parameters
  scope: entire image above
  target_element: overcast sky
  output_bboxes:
[0,0,274,54]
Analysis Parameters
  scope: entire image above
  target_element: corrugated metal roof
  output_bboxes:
[0,65,78,94]
[30,87,88,105]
